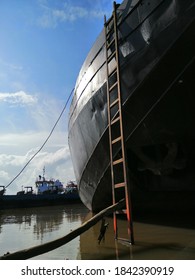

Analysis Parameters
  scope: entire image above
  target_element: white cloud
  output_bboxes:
[0,130,68,155]
[37,1,106,28]
[29,97,67,131]
[0,90,68,135]
[0,170,10,181]
[0,130,75,194]
[0,91,38,106]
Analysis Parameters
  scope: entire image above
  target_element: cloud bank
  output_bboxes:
[0,90,74,194]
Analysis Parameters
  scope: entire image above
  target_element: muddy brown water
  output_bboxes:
[0,202,194,260]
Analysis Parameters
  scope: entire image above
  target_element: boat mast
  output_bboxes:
[43,166,45,180]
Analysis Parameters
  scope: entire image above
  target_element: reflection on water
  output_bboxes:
[0,203,195,260]
[0,204,89,259]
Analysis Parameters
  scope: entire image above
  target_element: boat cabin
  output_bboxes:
[17,186,34,195]
[35,176,64,194]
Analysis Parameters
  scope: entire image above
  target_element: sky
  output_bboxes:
[0,0,122,194]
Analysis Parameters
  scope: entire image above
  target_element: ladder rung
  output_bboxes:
[113,158,124,165]
[105,15,113,26]
[106,31,114,43]
[116,209,127,214]
[111,116,120,125]
[109,81,118,92]
[108,67,117,79]
[107,51,116,63]
[117,238,133,245]
[107,38,115,50]
[111,136,121,144]
[110,98,118,108]
[114,182,126,188]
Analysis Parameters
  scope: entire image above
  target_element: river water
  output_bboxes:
[0,203,195,260]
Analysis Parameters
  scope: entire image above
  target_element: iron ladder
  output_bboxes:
[104,1,134,244]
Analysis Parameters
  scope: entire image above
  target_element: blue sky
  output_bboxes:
[0,0,122,194]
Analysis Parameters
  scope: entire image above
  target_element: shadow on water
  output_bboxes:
[79,190,195,260]
[79,213,195,260]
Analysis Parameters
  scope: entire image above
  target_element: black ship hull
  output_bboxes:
[68,0,195,212]
[0,193,80,210]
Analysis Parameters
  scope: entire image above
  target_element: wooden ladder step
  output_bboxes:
[114,182,126,189]
[109,81,118,92]
[108,67,117,79]
[116,209,127,214]
[107,51,116,63]
[110,98,118,108]
[107,38,115,49]
[113,158,123,165]
[105,15,113,26]
[111,136,121,144]
[111,116,120,125]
